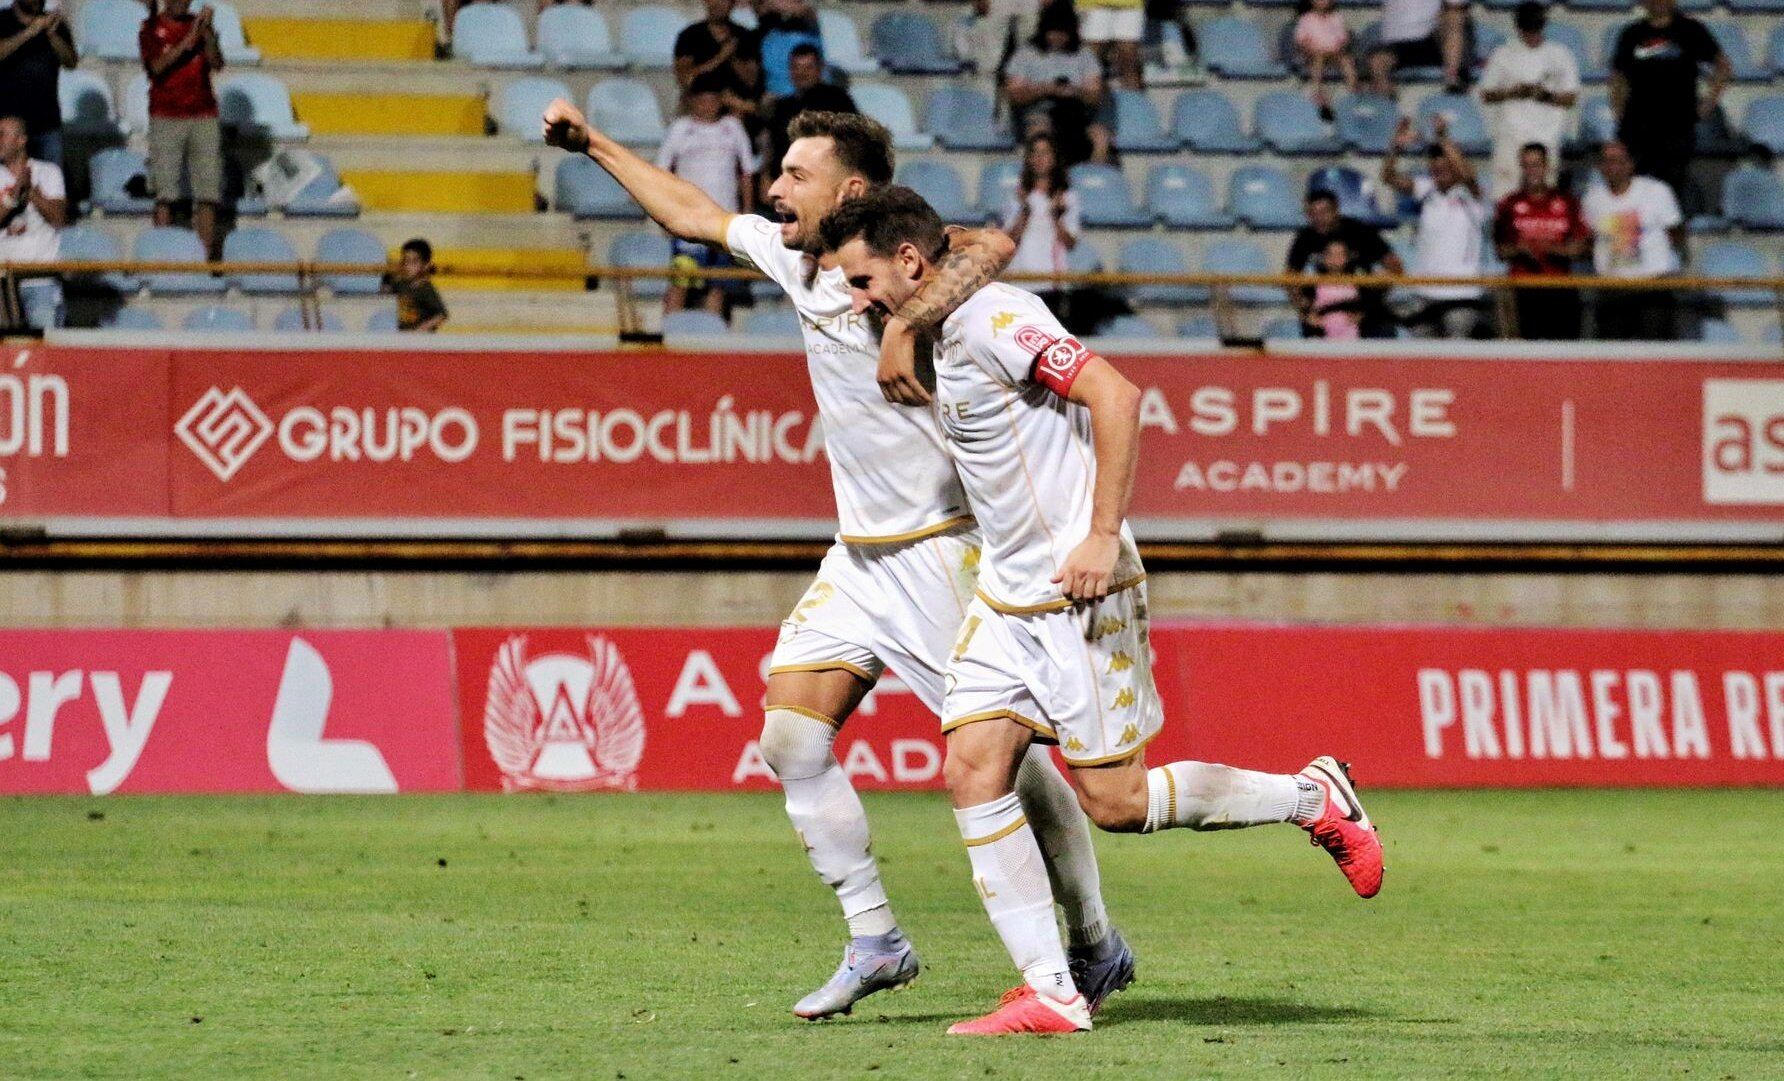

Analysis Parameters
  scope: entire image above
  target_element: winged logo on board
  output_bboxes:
[483,635,646,792]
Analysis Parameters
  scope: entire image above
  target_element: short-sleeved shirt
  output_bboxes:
[0,10,73,137]
[1004,45,1102,91]
[1002,189,1081,278]
[1409,176,1486,300]
[1380,0,1442,45]
[1478,39,1581,151]
[936,282,1144,613]
[0,159,65,263]
[1582,176,1681,278]
[655,116,757,213]
[671,18,761,100]
[140,14,219,118]
[1611,16,1721,135]
[1494,188,1587,276]
[1294,11,1351,56]
[394,278,447,330]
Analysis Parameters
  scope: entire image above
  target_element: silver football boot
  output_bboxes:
[792,932,920,1020]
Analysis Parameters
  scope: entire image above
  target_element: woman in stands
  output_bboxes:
[1002,134,1080,304]
[1001,4,1110,167]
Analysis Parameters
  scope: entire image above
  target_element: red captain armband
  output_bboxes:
[1014,325,1092,396]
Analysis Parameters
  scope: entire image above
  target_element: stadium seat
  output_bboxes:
[222,226,301,295]
[1177,315,1220,340]
[1229,165,1306,230]
[588,80,666,147]
[1697,318,1743,344]
[59,69,120,136]
[366,307,400,332]
[86,147,154,215]
[1065,237,1106,277]
[76,0,148,61]
[1334,93,1399,155]
[1261,316,1305,340]
[976,160,1022,218]
[851,84,932,150]
[925,87,1012,152]
[452,4,544,68]
[57,224,137,293]
[1572,95,1617,152]
[818,11,879,75]
[315,228,387,295]
[1203,240,1283,304]
[283,154,359,218]
[744,307,803,336]
[218,74,309,139]
[497,77,573,143]
[1772,25,1784,73]
[101,307,164,331]
[608,232,673,299]
[1698,241,1773,306]
[1255,91,1341,155]
[1416,94,1490,155]
[1120,238,1205,305]
[120,72,150,135]
[134,227,225,295]
[183,305,255,332]
[620,6,684,68]
[273,307,345,333]
[1746,96,1784,155]
[897,160,973,224]
[537,5,625,70]
[1171,89,1261,153]
[556,156,642,219]
[1145,164,1235,230]
[1547,23,1602,83]
[871,12,960,74]
[196,0,260,65]
[1201,17,1288,78]
[1721,164,1784,230]
[1706,22,1766,81]
[1068,163,1152,228]
[1111,89,1179,153]
[1730,0,1784,13]
[1096,314,1160,339]
[662,310,731,337]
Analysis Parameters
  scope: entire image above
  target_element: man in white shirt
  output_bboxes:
[1478,2,1579,199]
[1382,114,1489,338]
[1581,138,1682,340]
[1370,0,1470,95]
[0,115,65,331]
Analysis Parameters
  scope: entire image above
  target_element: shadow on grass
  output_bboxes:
[1098,995,1381,1027]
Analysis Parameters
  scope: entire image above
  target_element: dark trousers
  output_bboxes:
[1595,288,1676,341]
[1512,288,1581,341]
[1617,123,1693,208]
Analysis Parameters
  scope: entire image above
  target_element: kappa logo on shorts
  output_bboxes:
[1118,723,1141,745]
[1112,688,1137,709]
[176,386,274,481]
[482,635,646,792]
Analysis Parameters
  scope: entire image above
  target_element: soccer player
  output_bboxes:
[818,187,1385,1036]
[540,102,1137,1019]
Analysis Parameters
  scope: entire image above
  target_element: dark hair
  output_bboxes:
[0,114,26,133]
[1305,189,1340,207]
[688,71,727,97]
[1019,135,1070,197]
[1519,141,1549,159]
[401,238,434,263]
[786,111,895,187]
[788,42,823,63]
[1513,1,1547,32]
[1031,1,1081,53]
[818,185,946,260]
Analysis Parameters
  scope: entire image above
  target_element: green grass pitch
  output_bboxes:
[2,790,1779,1079]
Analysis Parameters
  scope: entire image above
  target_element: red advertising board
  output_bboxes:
[0,630,459,794]
[0,344,169,517]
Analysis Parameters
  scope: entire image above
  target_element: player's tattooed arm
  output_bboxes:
[876,227,1016,406]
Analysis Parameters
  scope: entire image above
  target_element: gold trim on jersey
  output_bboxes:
[940,708,1059,742]
[838,514,977,547]
[1059,727,1161,767]
[974,575,1149,615]
[764,703,845,728]
[963,815,1030,847]
[767,661,877,683]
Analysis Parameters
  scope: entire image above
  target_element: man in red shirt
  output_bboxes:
[139,0,225,258]
[1493,142,1589,340]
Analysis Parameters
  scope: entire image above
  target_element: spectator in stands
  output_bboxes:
[0,0,77,166]
[752,0,823,100]
[1582,139,1682,340]
[1293,0,1357,124]
[1003,134,1080,310]
[1478,2,1578,200]
[658,74,758,318]
[959,0,1040,81]
[1494,142,1589,340]
[761,43,857,185]
[1382,115,1489,338]
[674,0,764,131]
[1078,0,1143,89]
[392,238,448,333]
[1608,0,1730,206]
[1287,190,1401,338]
[1310,238,1366,341]
[0,115,65,331]
[1004,4,1110,167]
[140,0,225,260]
[1370,0,1468,96]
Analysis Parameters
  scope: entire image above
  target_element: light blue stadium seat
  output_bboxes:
[1171,89,1261,153]
[897,160,973,223]
[453,4,543,68]
[1111,89,1179,153]
[222,226,301,294]
[537,5,625,69]
[608,232,673,299]
[1699,241,1773,306]
[871,12,959,74]
[1255,91,1341,155]
[1145,164,1234,230]
[926,87,1012,151]
[1548,23,1602,83]
[76,0,148,61]
[662,310,731,337]
[819,10,878,75]
[745,307,803,336]
[1097,315,1160,339]
[134,226,224,295]
[1202,17,1288,78]
[1473,24,1508,65]
[1261,316,1305,340]
[58,224,137,292]
[284,153,358,217]
[1307,165,1395,227]
[852,83,932,150]
[1120,238,1205,305]
[1229,165,1305,230]
[366,307,400,332]
[1721,164,1784,230]
[1707,22,1765,81]
[1697,318,1742,344]
[1571,95,1616,152]
[196,0,259,64]
[1065,238,1106,276]
[272,307,345,333]
[59,69,119,136]
[1335,93,1398,154]
[1766,323,1784,345]
[1416,94,1490,155]
[1730,0,1784,13]
[87,147,154,216]
[1746,96,1784,154]
[183,306,255,332]
[588,79,666,147]
[620,6,684,68]
[497,77,573,143]
[102,307,165,331]
[315,228,386,295]
[1068,163,1151,228]
[1203,240,1283,304]
[556,155,642,219]
[976,160,1022,218]
[219,74,308,138]
[1177,315,1220,340]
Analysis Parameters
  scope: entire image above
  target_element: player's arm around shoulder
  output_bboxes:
[878,226,1018,407]
[542,98,731,246]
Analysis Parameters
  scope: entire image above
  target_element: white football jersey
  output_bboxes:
[935,283,1145,613]
[726,214,972,543]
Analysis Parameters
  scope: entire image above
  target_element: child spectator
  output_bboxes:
[1310,237,1363,340]
[1293,0,1356,123]
[392,238,448,332]
[656,74,758,317]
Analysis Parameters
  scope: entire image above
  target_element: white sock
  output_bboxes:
[761,708,897,933]
[1141,761,1326,833]
[1015,746,1109,950]
[956,792,1077,1003]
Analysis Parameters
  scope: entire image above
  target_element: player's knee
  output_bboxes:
[758,708,837,781]
[1076,786,1148,833]
[943,741,1007,806]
